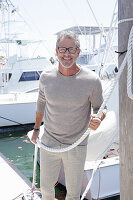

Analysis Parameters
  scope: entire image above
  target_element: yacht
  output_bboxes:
[0,0,53,129]
[0,55,52,94]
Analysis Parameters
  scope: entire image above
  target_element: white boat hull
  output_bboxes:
[0,102,36,127]
[59,157,119,200]
[0,93,38,127]
[84,157,119,199]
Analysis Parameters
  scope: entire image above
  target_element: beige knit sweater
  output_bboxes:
[36,66,103,145]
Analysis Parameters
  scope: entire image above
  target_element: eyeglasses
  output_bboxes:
[57,47,79,54]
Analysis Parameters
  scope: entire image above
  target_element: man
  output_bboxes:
[31,31,106,200]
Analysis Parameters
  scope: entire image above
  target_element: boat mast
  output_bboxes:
[0,0,11,58]
[0,0,12,89]
[118,0,133,199]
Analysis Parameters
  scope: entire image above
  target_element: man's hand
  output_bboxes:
[89,114,101,130]
[31,130,40,144]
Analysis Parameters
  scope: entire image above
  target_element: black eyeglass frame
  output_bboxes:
[57,47,79,54]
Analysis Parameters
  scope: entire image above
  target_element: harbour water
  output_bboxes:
[0,130,120,200]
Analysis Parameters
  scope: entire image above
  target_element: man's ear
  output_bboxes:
[56,48,58,55]
[77,48,81,56]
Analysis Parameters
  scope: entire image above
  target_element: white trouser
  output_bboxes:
[40,134,87,200]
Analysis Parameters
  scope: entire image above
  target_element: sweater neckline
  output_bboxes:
[57,66,82,78]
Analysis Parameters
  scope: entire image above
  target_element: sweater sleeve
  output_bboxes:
[36,73,46,114]
[90,77,103,114]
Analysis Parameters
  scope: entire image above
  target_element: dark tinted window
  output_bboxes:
[19,71,42,82]
[2,73,12,82]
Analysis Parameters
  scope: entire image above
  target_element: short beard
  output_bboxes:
[58,58,75,69]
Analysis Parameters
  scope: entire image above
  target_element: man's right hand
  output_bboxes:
[31,130,40,144]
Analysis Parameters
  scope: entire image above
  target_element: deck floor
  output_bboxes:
[0,152,32,200]
[0,152,66,200]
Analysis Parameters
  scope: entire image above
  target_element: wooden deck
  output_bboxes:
[0,152,32,200]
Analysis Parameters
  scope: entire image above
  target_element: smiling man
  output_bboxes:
[31,31,106,200]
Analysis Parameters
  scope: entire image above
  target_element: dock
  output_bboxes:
[0,152,32,200]
[0,152,66,200]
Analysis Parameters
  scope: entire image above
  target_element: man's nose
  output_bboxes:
[64,49,70,54]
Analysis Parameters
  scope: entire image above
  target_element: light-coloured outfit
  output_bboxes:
[36,66,103,200]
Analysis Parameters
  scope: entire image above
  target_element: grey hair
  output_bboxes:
[56,31,80,48]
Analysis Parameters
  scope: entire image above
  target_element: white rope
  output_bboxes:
[81,131,118,200]
[81,160,102,200]
[127,26,133,100]
[32,144,38,188]
[23,188,42,200]
[86,0,101,30]
[100,0,118,67]
[118,18,133,24]
[37,128,90,153]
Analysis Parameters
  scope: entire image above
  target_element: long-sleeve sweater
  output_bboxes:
[36,66,103,145]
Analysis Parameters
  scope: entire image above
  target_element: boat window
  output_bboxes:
[19,71,42,82]
[77,55,90,65]
[2,73,12,82]
[9,73,12,80]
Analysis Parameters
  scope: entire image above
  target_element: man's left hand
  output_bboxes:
[89,114,101,130]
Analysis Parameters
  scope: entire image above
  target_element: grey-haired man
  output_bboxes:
[31,31,105,200]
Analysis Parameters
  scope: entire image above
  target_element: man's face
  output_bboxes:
[56,37,80,68]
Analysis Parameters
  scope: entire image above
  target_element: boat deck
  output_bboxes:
[0,152,32,200]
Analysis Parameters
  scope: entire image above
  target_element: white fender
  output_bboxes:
[28,125,44,141]
[86,111,117,161]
